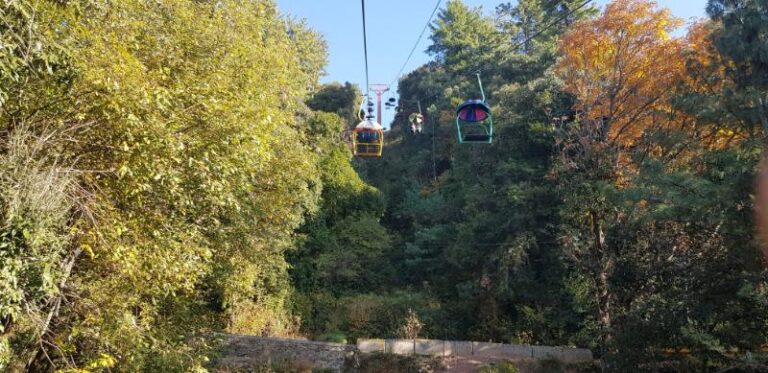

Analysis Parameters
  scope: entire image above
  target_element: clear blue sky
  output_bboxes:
[275,0,708,127]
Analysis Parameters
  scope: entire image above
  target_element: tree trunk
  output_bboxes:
[598,255,615,349]
[591,210,615,352]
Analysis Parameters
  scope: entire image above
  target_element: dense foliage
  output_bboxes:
[292,0,768,371]
[0,0,338,370]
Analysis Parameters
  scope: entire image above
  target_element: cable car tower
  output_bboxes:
[369,84,389,126]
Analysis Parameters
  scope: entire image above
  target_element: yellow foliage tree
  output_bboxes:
[0,0,330,370]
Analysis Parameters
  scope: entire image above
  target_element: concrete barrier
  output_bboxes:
[414,339,451,356]
[214,335,590,372]
[500,344,535,359]
[356,338,592,363]
[358,339,385,353]
[473,342,503,357]
[388,339,414,354]
[448,341,469,356]
[531,345,557,359]
[558,346,594,363]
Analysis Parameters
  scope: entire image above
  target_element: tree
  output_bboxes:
[428,0,505,72]
[399,309,424,339]
[553,3,768,367]
[0,0,332,369]
[368,0,592,347]
[556,0,685,144]
[707,0,768,134]
[496,0,597,54]
[289,83,393,339]
[307,82,362,124]
[554,0,687,351]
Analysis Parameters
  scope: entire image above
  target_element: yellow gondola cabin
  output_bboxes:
[352,119,384,157]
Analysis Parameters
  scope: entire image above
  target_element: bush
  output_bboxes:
[317,331,348,344]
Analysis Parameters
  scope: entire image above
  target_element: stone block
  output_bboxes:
[531,345,558,360]
[451,341,472,356]
[387,339,415,354]
[559,347,593,363]
[357,339,385,353]
[215,335,357,372]
[414,339,450,356]
[498,344,534,359]
[473,342,507,357]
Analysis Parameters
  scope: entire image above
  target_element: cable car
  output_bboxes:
[408,113,424,134]
[456,74,493,144]
[353,119,384,157]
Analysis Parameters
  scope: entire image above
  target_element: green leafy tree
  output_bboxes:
[290,83,393,338]
[365,0,591,345]
[707,0,768,133]
[0,0,331,370]
[307,82,362,124]
[428,0,505,72]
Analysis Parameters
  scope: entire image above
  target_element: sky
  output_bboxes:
[275,0,709,127]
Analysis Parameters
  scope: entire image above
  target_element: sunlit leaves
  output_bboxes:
[0,0,329,369]
[556,0,685,143]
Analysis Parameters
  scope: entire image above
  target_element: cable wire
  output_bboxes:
[360,0,371,106]
[399,0,594,105]
[388,0,443,87]
[508,0,593,52]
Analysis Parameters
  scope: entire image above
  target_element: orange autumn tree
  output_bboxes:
[553,0,688,351]
[556,0,685,145]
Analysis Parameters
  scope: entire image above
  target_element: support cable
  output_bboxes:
[402,0,594,104]
[361,0,372,118]
[388,0,443,87]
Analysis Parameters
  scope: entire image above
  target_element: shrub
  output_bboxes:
[317,331,348,344]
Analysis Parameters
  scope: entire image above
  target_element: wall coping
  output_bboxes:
[218,333,355,349]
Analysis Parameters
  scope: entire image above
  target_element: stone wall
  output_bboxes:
[357,338,593,363]
[216,335,357,372]
[213,335,592,371]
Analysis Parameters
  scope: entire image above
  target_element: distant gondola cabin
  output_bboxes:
[408,113,424,134]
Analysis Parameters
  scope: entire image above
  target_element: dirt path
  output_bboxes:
[439,356,556,373]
